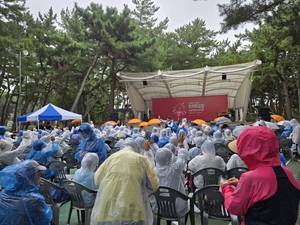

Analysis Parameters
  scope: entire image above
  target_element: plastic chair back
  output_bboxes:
[227,167,249,179]
[39,178,69,225]
[192,167,226,191]
[151,186,194,225]
[278,138,293,161]
[194,185,239,225]
[62,150,79,168]
[63,180,97,225]
[48,161,75,182]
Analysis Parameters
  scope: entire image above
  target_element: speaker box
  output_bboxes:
[109,112,118,122]
[222,73,227,80]
[258,108,271,121]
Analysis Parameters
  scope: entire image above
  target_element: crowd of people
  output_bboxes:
[0,116,299,225]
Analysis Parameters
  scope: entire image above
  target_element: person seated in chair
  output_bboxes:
[75,122,107,166]
[0,137,31,165]
[0,160,52,225]
[25,138,58,179]
[220,126,300,225]
[150,132,189,217]
[188,140,226,189]
[73,153,99,207]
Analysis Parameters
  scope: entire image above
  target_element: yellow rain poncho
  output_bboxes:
[91,146,159,225]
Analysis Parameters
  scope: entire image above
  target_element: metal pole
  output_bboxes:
[19,52,22,131]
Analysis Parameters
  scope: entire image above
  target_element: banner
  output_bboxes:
[152,95,228,121]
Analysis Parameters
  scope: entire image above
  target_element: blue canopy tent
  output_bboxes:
[17,103,82,122]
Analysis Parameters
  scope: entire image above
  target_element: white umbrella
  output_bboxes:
[232,125,250,138]
[253,121,279,130]
[277,120,290,126]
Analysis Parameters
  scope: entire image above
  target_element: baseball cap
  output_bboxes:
[28,160,47,171]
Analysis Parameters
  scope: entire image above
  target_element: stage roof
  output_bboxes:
[118,60,261,119]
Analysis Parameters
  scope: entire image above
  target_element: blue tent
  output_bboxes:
[17,103,82,122]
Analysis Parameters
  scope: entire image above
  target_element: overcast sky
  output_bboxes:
[25,0,253,42]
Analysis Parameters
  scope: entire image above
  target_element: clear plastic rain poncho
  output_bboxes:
[131,128,140,139]
[40,131,51,144]
[189,137,205,159]
[151,147,189,217]
[289,118,300,153]
[213,130,226,145]
[226,154,247,170]
[0,160,52,225]
[4,132,14,144]
[151,127,160,136]
[75,123,107,166]
[0,138,31,165]
[188,140,226,188]
[195,131,203,138]
[73,153,99,206]
[19,131,34,160]
[135,137,155,168]
[90,146,159,225]
[224,128,235,142]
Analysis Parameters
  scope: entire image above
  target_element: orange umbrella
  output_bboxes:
[214,116,226,122]
[105,120,117,126]
[148,118,161,125]
[192,119,207,125]
[127,118,142,124]
[70,119,83,125]
[138,121,149,127]
[271,114,285,122]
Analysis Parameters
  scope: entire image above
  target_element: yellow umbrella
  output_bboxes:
[127,118,142,124]
[192,119,207,125]
[138,121,149,127]
[271,114,285,122]
[148,118,161,125]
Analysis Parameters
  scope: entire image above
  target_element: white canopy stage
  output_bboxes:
[118,60,262,122]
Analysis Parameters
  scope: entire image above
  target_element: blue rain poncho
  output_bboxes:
[0,160,52,225]
[0,126,6,140]
[151,147,189,217]
[73,153,99,207]
[26,140,58,179]
[158,129,169,148]
[90,146,159,225]
[15,130,24,144]
[75,123,107,166]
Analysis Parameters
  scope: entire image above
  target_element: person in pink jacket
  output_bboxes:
[220,126,300,225]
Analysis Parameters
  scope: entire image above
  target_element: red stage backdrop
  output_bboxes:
[152,95,228,121]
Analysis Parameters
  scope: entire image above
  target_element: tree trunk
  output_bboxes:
[107,59,116,118]
[280,53,292,119]
[71,53,99,112]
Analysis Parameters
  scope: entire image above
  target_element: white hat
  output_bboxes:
[28,160,47,171]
